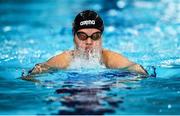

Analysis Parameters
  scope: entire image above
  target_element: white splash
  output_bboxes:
[68,48,105,69]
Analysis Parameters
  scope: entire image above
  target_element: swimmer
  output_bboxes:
[28,10,148,76]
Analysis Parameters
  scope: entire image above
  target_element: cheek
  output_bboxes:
[74,38,86,48]
[93,40,102,47]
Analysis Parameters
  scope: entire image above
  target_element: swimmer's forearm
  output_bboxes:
[123,64,148,75]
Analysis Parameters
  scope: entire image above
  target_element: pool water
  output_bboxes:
[0,0,180,115]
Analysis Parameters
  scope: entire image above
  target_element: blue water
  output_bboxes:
[0,0,180,115]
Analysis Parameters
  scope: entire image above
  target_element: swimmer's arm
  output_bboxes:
[103,50,148,75]
[27,51,71,75]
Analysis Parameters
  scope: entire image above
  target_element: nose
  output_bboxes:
[85,37,93,45]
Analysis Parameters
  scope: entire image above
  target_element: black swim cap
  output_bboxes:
[73,10,104,34]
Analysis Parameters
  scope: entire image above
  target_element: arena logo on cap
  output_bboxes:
[80,20,95,26]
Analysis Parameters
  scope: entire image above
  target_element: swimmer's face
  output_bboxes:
[74,28,102,53]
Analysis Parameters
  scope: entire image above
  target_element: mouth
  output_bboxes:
[85,47,93,53]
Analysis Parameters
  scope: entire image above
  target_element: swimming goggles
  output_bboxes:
[76,32,101,41]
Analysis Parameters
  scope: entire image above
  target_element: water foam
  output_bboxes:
[68,48,105,70]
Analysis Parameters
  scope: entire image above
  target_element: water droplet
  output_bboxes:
[107,26,115,32]
[168,104,172,109]
[108,9,118,16]
[92,4,102,11]
[28,39,35,44]
[126,28,139,36]
[117,0,126,9]
[45,96,57,102]
[155,26,161,32]
[3,26,12,32]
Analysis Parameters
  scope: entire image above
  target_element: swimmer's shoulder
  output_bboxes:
[102,49,133,68]
[46,50,73,69]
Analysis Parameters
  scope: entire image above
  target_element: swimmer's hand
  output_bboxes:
[21,63,51,82]
[21,74,40,83]
[28,63,50,75]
